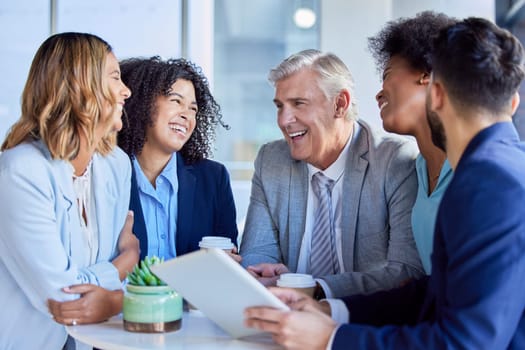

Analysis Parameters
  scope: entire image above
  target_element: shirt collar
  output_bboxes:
[307,122,359,182]
[133,154,178,191]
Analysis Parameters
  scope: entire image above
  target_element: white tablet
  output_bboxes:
[150,248,290,338]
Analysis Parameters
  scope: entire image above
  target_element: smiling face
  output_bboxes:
[143,78,198,158]
[274,68,345,169]
[375,55,427,136]
[99,52,131,137]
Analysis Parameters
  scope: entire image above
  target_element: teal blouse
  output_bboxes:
[411,154,453,274]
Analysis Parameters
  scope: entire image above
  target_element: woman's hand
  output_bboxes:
[112,210,140,280]
[48,284,123,325]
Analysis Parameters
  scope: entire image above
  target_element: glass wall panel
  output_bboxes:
[497,1,525,140]
[213,0,320,226]
[56,0,182,59]
[0,0,49,141]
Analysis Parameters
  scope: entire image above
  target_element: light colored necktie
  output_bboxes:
[309,172,339,277]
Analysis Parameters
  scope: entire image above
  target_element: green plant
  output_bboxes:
[127,256,167,286]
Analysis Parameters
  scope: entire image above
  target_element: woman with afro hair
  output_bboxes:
[118,56,239,262]
[369,11,456,274]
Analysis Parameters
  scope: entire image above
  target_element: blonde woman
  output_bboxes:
[0,32,138,349]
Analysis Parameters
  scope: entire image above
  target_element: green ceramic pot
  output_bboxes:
[123,284,183,333]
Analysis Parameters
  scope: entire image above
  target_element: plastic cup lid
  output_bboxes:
[198,236,234,249]
[276,273,316,288]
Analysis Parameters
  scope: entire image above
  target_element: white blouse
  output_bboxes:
[72,159,99,266]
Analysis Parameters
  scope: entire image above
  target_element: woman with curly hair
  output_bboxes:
[118,57,239,262]
[369,11,456,274]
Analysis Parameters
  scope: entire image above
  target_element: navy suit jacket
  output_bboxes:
[130,153,238,259]
[333,122,525,349]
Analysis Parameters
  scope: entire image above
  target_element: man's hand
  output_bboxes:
[269,287,330,315]
[226,246,243,264]
[245,288,336,350]
[48,284,123,325]
[246,263,289,286]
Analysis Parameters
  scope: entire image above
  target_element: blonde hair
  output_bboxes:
[1,32,117,158]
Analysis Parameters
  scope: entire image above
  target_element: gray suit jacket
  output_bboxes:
[240,120,424,297]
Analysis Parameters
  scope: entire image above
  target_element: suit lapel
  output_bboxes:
[56,164,75,218]
[91,153,118,260]
[288,160,308,272]
[341,121,369,272]
[176,154,196,255]
[36,141,75,213]
[38,141,79,260]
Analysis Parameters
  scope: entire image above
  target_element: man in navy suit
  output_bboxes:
[245,17,525,349]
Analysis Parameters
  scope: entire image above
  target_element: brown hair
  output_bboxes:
[1,32,117,159]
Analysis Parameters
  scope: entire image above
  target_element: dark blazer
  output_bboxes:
[333,122,525,349]
[130,153,238,259]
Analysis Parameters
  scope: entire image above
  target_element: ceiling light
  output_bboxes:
[294,7,316,29]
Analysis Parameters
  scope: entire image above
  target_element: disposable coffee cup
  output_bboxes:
[198,236,235,253]
[276,273,316,297]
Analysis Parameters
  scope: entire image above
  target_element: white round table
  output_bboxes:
[66,311,282,350]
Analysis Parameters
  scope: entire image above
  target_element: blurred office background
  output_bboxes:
[0,0,522,231]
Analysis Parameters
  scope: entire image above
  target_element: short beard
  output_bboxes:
[425,105,446,152]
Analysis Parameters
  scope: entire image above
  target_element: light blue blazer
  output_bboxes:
[0,140,131,350]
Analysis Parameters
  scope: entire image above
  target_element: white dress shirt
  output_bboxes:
[296,123,360,297]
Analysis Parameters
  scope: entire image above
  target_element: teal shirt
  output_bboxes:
[411,154,453,274]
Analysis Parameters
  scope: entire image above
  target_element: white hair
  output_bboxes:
[268,49,358,120]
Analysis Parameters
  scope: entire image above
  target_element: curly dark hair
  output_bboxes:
[368,11,457,75]
[117,56,228,163]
